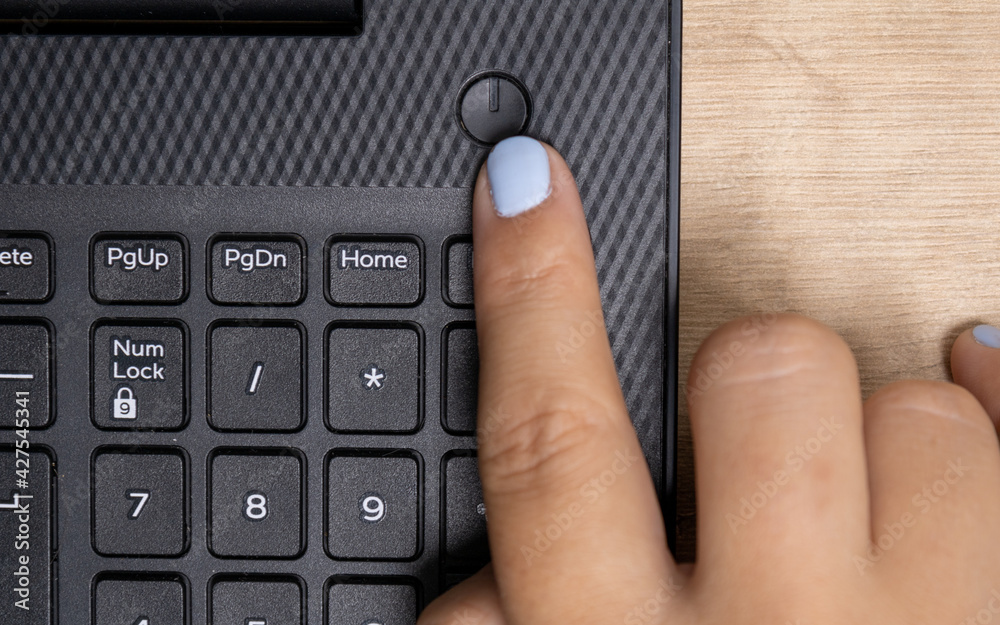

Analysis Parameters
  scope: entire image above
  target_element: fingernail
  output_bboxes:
[973,324,1000,349]
[486,136,552,218]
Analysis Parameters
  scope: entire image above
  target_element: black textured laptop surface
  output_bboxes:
[0,0,680,622]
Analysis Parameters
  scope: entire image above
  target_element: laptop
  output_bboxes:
[0,0,681,622]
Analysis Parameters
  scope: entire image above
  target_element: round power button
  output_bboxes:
[457,71,532,146]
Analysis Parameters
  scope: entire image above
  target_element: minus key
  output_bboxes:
[0,321,53,429]
[0,372,34,380]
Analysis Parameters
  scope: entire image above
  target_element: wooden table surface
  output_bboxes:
[675,0,1000,561]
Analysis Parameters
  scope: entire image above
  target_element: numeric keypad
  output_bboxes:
[5,227,474,619]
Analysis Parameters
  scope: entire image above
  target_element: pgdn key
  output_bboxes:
[209,236,304,305]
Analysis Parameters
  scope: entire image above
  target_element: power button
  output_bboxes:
[457,71,532,146]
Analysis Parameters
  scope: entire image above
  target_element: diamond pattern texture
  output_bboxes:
[0,0,669,480]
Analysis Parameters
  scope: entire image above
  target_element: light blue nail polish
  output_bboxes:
[486,136,552,218]
[973,324,1000,349]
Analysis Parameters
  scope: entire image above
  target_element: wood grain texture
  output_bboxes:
[675,0,1000,561]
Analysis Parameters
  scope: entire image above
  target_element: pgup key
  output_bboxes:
[105,245,171,272]
[91,235,187,304]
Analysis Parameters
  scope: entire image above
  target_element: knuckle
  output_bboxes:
[480,400,622,497]
[478,250,584,307]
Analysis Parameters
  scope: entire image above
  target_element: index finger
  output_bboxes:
[472,137,679,623]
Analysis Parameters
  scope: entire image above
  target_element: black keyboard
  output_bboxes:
[0,0,679,621]
[0,186,494,624]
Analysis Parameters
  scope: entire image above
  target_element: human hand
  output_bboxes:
[418,137,1000,625]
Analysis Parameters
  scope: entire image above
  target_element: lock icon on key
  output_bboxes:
[113,386,137,420]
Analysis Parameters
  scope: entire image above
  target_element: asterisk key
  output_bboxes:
[364,367,385,389]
